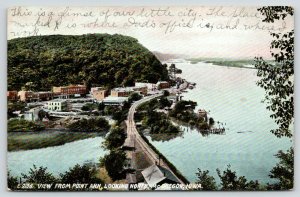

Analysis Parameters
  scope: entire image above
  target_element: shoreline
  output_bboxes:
[8,131,105,152]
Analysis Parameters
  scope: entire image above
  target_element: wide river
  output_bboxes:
[7,137,107,177]
[7,61,293,184]
[147,61,293,184]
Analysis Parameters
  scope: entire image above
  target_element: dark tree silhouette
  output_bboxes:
[255,6,294,138]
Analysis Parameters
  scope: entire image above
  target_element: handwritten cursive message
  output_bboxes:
[8,6,290,39]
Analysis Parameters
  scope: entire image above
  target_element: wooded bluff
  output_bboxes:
[8,34,169,91]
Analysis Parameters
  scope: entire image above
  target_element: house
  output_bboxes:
[141,164,180,189]
[18,91,35,102]
[132,86,147,96]
[23,108,40,121]
[47,99,67,111]
[135,82,156,91]
[110,87,134,97]
[52,84,87,98]
[102,96,128,106]
[90,87,108,101]
[7,91,18,101]
[156,81,170,90]
[18,91,53,102]
[111,86,147,97]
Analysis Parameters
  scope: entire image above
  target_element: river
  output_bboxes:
[7,137,107,177]
[7,61,293,184]
[146,61,293,184]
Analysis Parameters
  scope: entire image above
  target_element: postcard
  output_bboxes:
[7,6,294,191]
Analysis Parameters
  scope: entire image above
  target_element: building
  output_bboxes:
[18,91,53,102]
[23,108,40,121]
[198,109,208,121]
[90,87,108,101]
[18,91,34,102]
[141,164,180,189]
[102,96,128,106]
[111,86,147,97]
[135,82,156,91]
[156,81,170,90]
[110,87,135,97]
[34,91,54,101]
[7,91,18,101]
[133,86,147,96]
[52,84,87,98]
[47,99,67,111]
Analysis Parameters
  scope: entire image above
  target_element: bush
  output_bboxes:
[103,126,126,150]
[8,119,45,132]
[100,149,127,181]
[67,117,110,132]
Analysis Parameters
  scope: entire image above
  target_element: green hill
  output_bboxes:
[8,34,169,91]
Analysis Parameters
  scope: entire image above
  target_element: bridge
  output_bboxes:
[125,93,186,185]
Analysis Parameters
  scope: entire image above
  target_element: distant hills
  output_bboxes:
[152,51,188,62]
[8,34,169,91]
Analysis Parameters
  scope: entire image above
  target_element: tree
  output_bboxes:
[60,163,102,184]
[195,169,217,190]
[163,90,170,97]
[21,165,57,184]
[128,92,142,103]
[269,147,294,190]
[103,126,126,150]
[217,165,260,191]
[7,171,19,190]
[38,109,49,121]
[159,97,172,109]
[255,6,294,138]
[67,117,110,132]
[100,149,127,181]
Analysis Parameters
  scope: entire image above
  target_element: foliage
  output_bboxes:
[60,163,102,184]
[269,147,294,190]
[163,90,170,97]
[81,103,98,111]
[195,169,217,190]
[21,165,57,184]
[169,100,209,130]
[7,101,27,119]
[8,119,45,132]
[128,92,142,103]
[8,34,169,91]
[255,6,294,138]
[100,149,127,181]
[103,126,126,150]
[67,117,110,132]
[38,109,49,121]
[158,97,172,109]
[196,166,261,191]
[216,165,260,191]
[7,171,19,190]
[143,110,180,134]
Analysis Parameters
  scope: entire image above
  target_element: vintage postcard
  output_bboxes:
[7,6,294,191]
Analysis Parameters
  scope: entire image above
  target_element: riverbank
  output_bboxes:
[187,58,256,69]
[8,131,104,151]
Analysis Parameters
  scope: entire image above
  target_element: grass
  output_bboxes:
[7,131,102,151]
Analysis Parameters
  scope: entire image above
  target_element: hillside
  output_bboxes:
[8,34,169,91]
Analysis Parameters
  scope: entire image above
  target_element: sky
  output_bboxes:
[7,6,294,59]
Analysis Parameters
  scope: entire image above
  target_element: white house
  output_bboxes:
[47,99,67,111]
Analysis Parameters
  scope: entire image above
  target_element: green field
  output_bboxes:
[8,131,102,152]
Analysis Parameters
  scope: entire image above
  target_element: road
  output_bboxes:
[126,93,185,184]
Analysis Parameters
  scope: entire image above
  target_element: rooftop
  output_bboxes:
[48,99,67,103]
[112,87,135,92]
[141,164,179,187]
[103,96,128,102]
